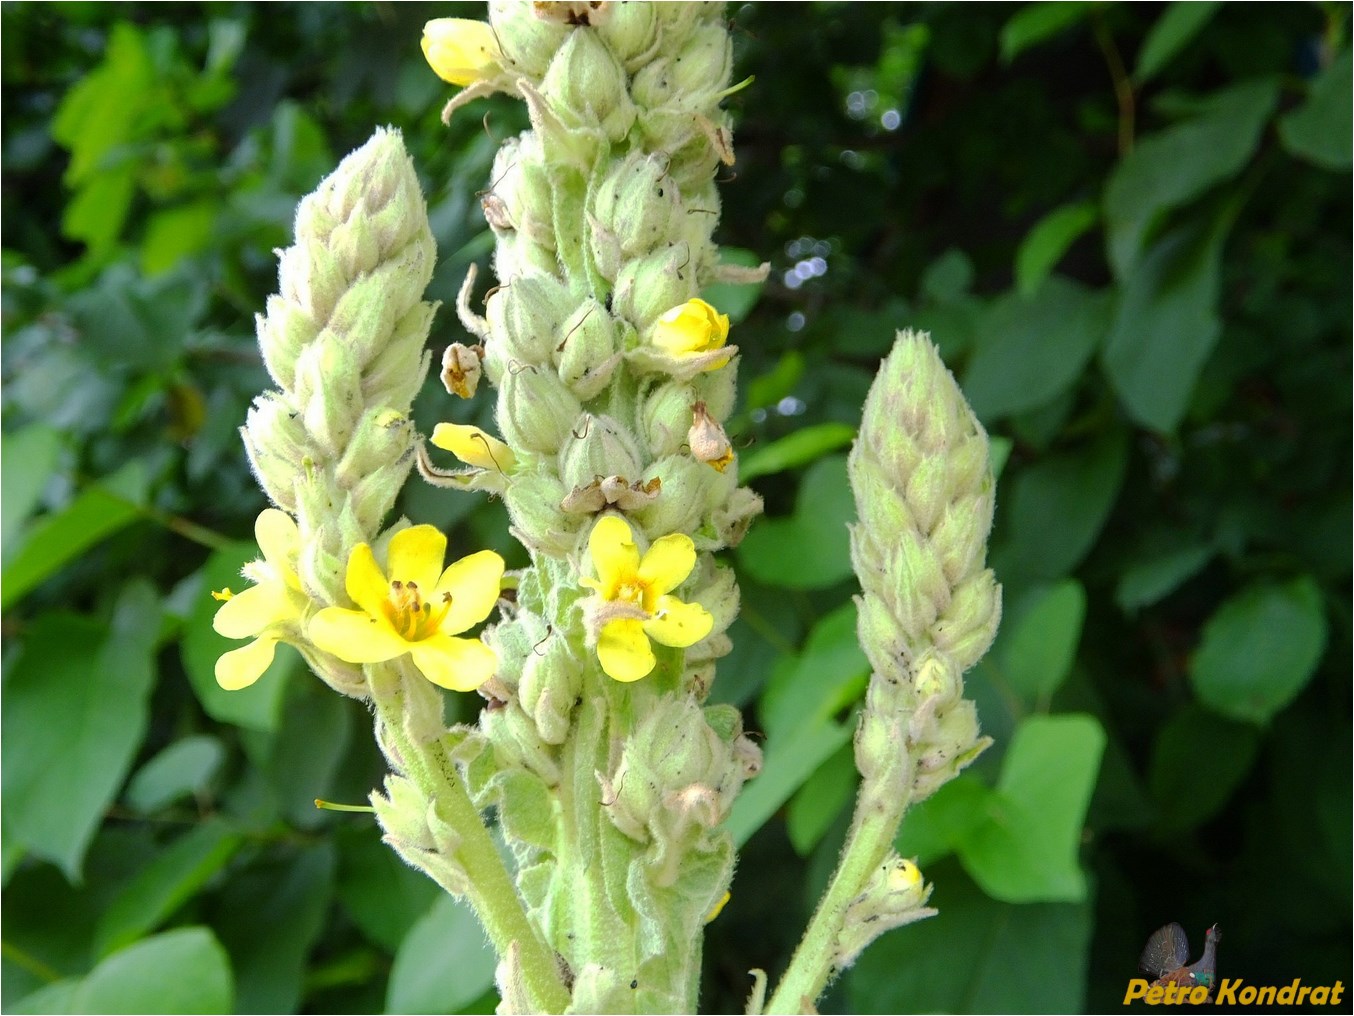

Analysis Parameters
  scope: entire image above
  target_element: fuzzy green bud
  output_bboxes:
[488,0,569,78]
[639,380,697,457]
[538,28,636,142]
[485,132,556,252]
[635,455,715,537]
[560,414,645,490]
[497,366,583,454]
[505,468,578,558]
[589,153,683,275]
[554,298,621,399]
[613,247,694,332]
[484,272,573,376]
[596,2,660,71]
[518,635,583,745]
[630,22,731,113]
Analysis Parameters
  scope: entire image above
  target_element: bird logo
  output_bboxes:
[1139,923,1221,1000]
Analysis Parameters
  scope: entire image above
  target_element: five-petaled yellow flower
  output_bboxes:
[652,298,732,367]
[581,515,713,683]
[309,525,504,692]
[430,422,517,472]
[212,509,309,691]
[421,18,500,87]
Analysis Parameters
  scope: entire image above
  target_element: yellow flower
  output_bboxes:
[430,422,517,472]
[309,526,504,692]
[581,515,713,682]
[421,18,500,87]
[212,509,309,691]
[652,298,732,365]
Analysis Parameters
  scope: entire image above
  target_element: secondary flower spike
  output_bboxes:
[309,525,504,692]
[582,515,714,682]
[212,509,309,690]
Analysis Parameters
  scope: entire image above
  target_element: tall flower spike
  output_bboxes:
[309,525,505,692]
[581,515,713,682]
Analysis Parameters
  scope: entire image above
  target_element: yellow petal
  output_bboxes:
[434,550,505,635]
[597,618,656,682]
[637,533,697,595]
[215,636,279,691]
[588,515,640,591]
[387,525,446,594]
[421,18,500,86]
[213,582,296,639]
[644,595,713,648]
[410,635,498,692]
[309,606,407,663]
[255,509,298,568]
[431,423,516,471]
[652,299,729,356]
[705,891,732,924]
[344,543,391,619]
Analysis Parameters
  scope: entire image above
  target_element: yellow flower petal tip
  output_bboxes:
[584,516,713,682]
[211,588,234,602]
[888,859,923,891]
[652,298,731,359]
[705,890,732,924]
[308,524,504,692]
[430,422,517,472]
[421,18,500,87]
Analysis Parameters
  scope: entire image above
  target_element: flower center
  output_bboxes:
[615,577,650,611]
[384,580,452,642]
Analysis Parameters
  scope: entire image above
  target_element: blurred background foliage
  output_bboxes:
[2,2,1348,1013]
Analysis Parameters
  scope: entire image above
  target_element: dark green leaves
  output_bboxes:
[1279,49,1353,171]
[737,455,855,590]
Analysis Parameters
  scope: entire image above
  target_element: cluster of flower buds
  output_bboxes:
[848,331,1002,802]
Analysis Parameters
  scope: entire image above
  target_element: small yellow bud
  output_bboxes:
[422,19,500,87]
[652,298,730,359]
[430,423,517,473]
[888,859,922,892]
[705,890,732,924]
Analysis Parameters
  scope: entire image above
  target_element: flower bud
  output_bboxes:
[497,366,582,454]
[518,635,583,744]
[630,22,731,111]
[590,153,684,264]
[639,380,696,457]
[931,569,1001,671]
[559,414,644,491]
[911,700,988,802]
[595,1,659,70]
[635,455,711,537]
[488,0,569,78]
[555,298,621,399]
[505,468,579,557]
[486,133,555,250]
[708,485,763,550]
[484,272,573,373]
[538,29,636,142]
[613,247,693,332]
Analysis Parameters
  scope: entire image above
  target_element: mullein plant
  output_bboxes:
[211,4,1000,1014]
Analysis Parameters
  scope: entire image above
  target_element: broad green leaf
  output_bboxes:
[997,580,1086,702]
[1133,2,1223,83]
[999,2,1096,63]
[726,719,852,849]
[1279,49,1353,171]
[2,583,161,879]
[262,684,354,829]
[1115,542,1213,612]
[895,775,994,866]
[1104,78,1279,279]
[386,895,497,1015]
[93,820,244,958]
[920,248,974,303]
[848,861,1093,1013]
[180,542,292,732]
[743,350,805,413]
[125,735,226,814]
[959,714,1106,902]
[141,200,218,276]
[10,979,81,1014]
[786,744,857,856]
[214,845,335,1014]
[1189,576,1327,724]
[0,460,147,611]
[1103,218,1230,433]
[963,277,1110,422]
[0,424,63,549]
[336,828,441,953]
[1149,706,1259,830]
[72,927,233,1014]
[1014,202,1099,297]
[992,428,1129,581]
[739,422,856,481]
[701,247,766,324]
[737,455,854,589]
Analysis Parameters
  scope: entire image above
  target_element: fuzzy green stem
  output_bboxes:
[369,665,571,1014]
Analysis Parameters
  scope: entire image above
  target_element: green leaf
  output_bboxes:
[1189,576,1328,724]
[895,774,994,866]
[963,277,1110,422]
[1115,542,1213,612]
[701,247,766,324]
[743,351,805,413]
[2,583,161,879]
[0,460,147,611]
[180,542,292,732]
[10,979,81,1014]
[727,720,852,849]
[141,200,218,276]
[386,895,497,1015]
[1103,218,1230,433]
[0,424,63,549]
[1104,78,1279,279]
[737,455,854,589]
[999,2,1097,63]
[214,845,336,1014]
[72,927,233,1014]
[1133,2,1223,83]
[739,422,856,482]
[1149,706,1260,830]
[997,580,1086,702]
[93,820,244,959]
[848,861,1093,1012]
[1279,49,1353,171]
[786,744,857,856]
[1014,202,1099,297]
[959,714,1106,902]
[992,428,1129,581]
[336,828,441,953]
[125,735,226,814]
[262,684,354,829]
